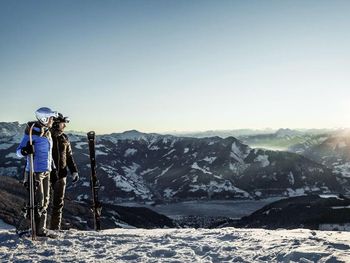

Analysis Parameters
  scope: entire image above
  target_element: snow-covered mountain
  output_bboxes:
[0,121,26,138]
[0,122,26,153]
[170,128,275,138]
[0,123,344,204]
[301,130,350,184]
[238,128,350,184]
[239,128,330,152]
[75,131,342,202]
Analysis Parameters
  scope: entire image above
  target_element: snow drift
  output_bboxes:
[1,226,350,262]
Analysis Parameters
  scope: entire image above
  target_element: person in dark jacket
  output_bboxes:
[50,113,79,230]
[16,107,58,237]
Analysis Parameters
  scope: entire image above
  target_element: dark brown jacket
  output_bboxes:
[52,131,78,178]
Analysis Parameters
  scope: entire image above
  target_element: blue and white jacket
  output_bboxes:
[16,121,54,173]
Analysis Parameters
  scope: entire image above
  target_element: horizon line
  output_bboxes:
[2,120,350,135]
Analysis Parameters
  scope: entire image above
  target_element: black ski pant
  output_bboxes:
[50,177,67,230]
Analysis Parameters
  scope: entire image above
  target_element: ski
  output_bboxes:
[28,123,36,240]
[87,131,102,231]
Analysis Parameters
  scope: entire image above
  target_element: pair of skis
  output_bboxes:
[28,123,36,240]
[87,131,102,231]
[17,123,41,240]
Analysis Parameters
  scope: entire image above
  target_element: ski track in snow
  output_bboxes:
[1,227,350,262]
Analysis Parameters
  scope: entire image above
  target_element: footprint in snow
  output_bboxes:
[149,249,177,258]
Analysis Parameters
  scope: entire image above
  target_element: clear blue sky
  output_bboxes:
[1,0,350,134]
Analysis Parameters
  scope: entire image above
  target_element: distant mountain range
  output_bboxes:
[237,128,332,151]
[1,122,349,205]
[169,127,335,139]
[169,128,276,138]
[237,128,350,186]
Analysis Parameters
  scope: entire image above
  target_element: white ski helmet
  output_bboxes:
[35,107,58,126]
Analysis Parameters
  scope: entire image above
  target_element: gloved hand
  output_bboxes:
[21,141,34,156]
[50,169,59,185]
[72,172,79,183]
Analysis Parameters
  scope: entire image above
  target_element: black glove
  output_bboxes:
[21,141,34,156]
[50,169,59,185]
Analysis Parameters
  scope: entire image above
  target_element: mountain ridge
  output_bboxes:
[0,122,346,205]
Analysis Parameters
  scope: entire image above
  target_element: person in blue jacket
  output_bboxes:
[16,107,58,237]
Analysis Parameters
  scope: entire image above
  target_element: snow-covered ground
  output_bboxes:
[1,227,350,262]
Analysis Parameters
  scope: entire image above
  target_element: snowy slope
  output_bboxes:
[0,227,349,262]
